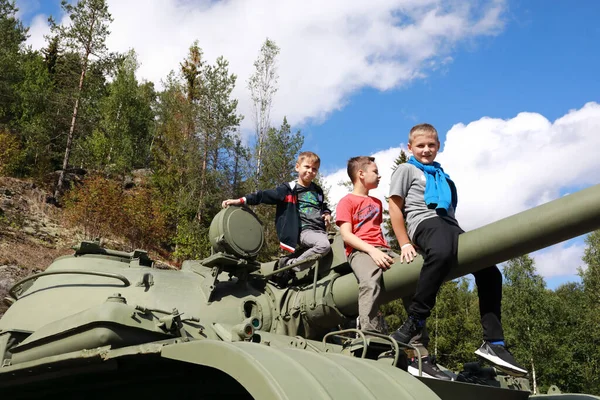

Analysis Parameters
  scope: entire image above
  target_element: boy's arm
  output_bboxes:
[339,221,394,270]
[222,184,287,209]
[318,187,332,228]
[388,195,417,263]
[246,184,287,205]
[322,202,332,228]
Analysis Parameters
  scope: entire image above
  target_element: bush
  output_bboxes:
[63,175,123,241]
[63,175,169,252]
[0,130,23,176]
[120,186,168,251]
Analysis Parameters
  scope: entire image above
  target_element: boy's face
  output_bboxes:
[408,132,440,164]
[360,162,381,190]
[296,158,319,186]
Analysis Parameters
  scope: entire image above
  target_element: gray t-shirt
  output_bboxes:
[389,163,458,240]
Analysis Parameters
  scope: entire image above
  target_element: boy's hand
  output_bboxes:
[368,248,394,270]
[399,243,417,263]
[222,198,241,208]
[322,213,331,229]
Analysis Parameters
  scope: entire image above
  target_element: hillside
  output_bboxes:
[0,177,78,315]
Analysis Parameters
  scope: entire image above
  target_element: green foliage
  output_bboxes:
[0,129,22,175]
[0,0,28,127]
[81,50,156,174]
[429,279,481,370]
[120,186,168,251]
[502,255,554,393]
[49,0,113,196]
[151,43,245,259]
[10,50,58,177]
[50,0,112,59]
[172,219,211,260]
[579,230,600,393]
[545,282,589,393]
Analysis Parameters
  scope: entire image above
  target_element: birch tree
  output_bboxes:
[248,38,279,182]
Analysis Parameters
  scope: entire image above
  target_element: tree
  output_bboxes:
[83,50,156,174]
[151,72,199,258]
[579,230,600,394]
[502,255,554,394]
[50,0,113,198]
[194,52,242,222]
[248,38,279,181]
[549,282,588,393]
[0,0,28,127]
[10,50,56,177]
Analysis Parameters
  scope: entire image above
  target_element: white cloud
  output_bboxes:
[22,0,506,130]
[25,14,51,50]
[323,102,600,278]
[531,243,586,278]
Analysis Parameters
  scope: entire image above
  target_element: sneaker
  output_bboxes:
[276,256,290,270]
[408,356,452,380]
[271,269,295,288]
[475,341,528,376]
[390,316,424,345]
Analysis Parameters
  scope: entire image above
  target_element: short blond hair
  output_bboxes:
[297,151,320,166]
[409,123,439,144]
[347,156,375,183]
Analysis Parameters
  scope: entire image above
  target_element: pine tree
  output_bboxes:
[50,0,113,198]
[83,50,155,175]
[0,0,28,127]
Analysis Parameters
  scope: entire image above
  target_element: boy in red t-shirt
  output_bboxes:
[335,156,393,332]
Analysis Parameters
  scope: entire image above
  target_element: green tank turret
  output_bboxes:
[2,185,600,399]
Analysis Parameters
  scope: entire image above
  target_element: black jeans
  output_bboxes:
[408,216,504,342]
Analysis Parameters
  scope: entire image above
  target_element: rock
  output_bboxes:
[22,226,36,235]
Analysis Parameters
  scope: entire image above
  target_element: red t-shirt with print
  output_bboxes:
[335,193,389,257]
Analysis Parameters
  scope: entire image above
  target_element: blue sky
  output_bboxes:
[16,0,600,288]
[302,1,600,171]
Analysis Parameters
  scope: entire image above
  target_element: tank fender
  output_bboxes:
[161,340,440,400]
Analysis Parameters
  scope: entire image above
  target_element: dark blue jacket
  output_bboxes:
[245,181,331,252]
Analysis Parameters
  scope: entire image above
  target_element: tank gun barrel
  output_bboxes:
[329,183,600,316]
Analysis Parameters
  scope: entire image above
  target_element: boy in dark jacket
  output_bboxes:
[222,151,331,280]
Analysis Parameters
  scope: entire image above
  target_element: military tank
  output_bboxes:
[2,184,600,399]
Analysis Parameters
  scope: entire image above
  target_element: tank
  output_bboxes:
[2,184,600,399]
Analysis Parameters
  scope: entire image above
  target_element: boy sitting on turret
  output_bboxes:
[222,151,331,285]
[336,156,449,380]
[388,123,527,376]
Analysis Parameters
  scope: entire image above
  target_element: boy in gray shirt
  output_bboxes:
[388,123,527,376]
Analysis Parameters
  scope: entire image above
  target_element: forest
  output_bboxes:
[0,0,599,394]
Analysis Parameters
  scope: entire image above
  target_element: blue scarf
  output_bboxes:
[407,156,457,212]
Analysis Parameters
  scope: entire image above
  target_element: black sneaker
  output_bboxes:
[408,357,452,380]
[390,317,424,345]
[271,269,295,288]
[276,256,290,270]
[475,341,528,376]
